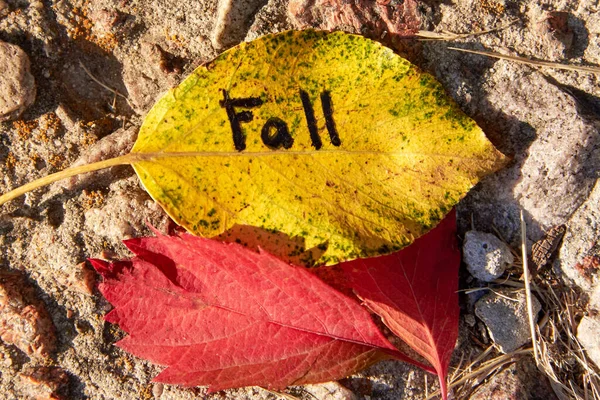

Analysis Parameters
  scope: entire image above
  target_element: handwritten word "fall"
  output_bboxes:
[219,89,341,151]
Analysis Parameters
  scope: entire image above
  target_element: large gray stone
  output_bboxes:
[0,41,36,121]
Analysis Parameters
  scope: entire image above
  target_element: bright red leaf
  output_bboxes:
[90,232,430,392]
[341,210,460,400]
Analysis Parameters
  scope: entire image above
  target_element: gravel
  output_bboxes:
[463,231,514,282]
[0,41,36,121]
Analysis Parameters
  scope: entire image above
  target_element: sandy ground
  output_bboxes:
[0,0,599,399]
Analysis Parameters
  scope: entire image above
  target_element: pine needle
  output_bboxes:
[416,19,518,41]
[448,47,600,74]
[520,210,540,366]
[79,61,138,112]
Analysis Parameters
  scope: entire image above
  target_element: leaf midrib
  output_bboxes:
[129,150,483,160]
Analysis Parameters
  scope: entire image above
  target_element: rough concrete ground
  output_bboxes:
[0,0,598,399]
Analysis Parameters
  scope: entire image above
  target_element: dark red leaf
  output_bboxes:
[92,233,425,392]
[341,210,460,400]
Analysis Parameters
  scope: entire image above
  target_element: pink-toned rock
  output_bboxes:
[0,273,56,359]
[0,41,36,121]
[288,0,420,39]
[64,262,96,295]
[122,42,184,113]
[20,366,69,400]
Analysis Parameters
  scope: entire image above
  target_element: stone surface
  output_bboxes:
[469,365,527,400]
[577,315,600,368]
[212,0,269,50]
[0,0,598,398]
[122,42,186,114]
[288,0,420,39]
[298,382,358,400]
[475,289,541,354]
[469,359,557,400]
[463,231,514,282]
[0,41,36,121]
[0,272,56,359]
[558,180,600,290]
[577,287,600,369]
[19,366,69,400]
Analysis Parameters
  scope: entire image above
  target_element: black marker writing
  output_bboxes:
[320,91,341,146]
[299,89,341,149]
[219,89,263,151]
[220,88,340,151]
[261,117,294,149]
[299,89,322,149]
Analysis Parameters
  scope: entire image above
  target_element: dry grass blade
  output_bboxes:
[535,279,600,399]
[79,61,138,112]
[448,47,600,74]
[521,210,540,365]
[261,388,302,400]
[416,19,517,41]
[447,216,599,400]
[426,348,532,399]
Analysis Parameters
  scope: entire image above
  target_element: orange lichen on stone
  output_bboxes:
[48,154,66,169]
[39,112,62,139]
[5,152,17,169]
[80,131,98,147]
[67,4,117,52]
[37,112,63,143]
[164,26,186,47]
[12,113,62,143]
[139,384,154,400]
[574,242,600,282]
[12,119,39,140]
[81,189,105,210]
[479,0,506,15]
[28,153,42,167]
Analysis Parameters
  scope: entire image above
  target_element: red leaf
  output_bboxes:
[341,210,460,400]
[90,233,426,392]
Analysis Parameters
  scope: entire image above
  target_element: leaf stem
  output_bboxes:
[0,154,136,207]
[385,348,436,374]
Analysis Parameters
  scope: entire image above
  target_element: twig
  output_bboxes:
[79,61,138,112]
[0,154,135,206]
[261,388,301,400]
[427,348,532,399]
[416,19,518,41]
[521,209,540,366]
[448,47,600,74]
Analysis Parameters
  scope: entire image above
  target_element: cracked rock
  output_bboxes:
[475,289,541,354]
[288,0,421,38]
[212,0,268,50]
[0,41,36,121]
[463,231,514,282]
[0,272,56,359]
[19,366,69,400]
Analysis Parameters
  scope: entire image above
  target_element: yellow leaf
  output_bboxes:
[130,30,506,265]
